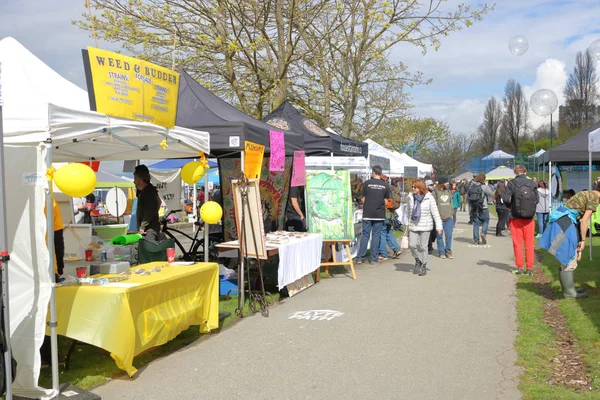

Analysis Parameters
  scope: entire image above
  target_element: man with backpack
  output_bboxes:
[468,174,493,245]
[459,178,468,212]
[378,175,402,260]
[503,165,539,275]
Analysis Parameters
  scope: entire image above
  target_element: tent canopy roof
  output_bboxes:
[483,150,515,160]
[529,149,546,158]
[542,121,600,165]
[392,151,433,175]
[485,165,516,180]
[175,70,303,156]
[148,158,218,169]
[1,37,210,161]
[96,171,134,188]
[262,101,368,157]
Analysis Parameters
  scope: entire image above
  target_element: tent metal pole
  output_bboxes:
[0,85,14,400]
[204,168,209,263]
[548,161,552,211]
[330,152,334,172]
[589,151,593,261]
[45,141,60,397]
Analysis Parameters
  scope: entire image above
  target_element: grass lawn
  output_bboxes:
[38,293,279,390]
[514,236,600,399]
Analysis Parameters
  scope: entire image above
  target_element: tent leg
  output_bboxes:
[0,98,14,400]
[548,161,552,211]
[204,168,209,263]
[330,152,334,172]
[590,151,593,261]
[45,142,60,397]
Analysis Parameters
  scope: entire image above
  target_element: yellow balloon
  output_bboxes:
[200,201,223,224]
[54,163,97,198]
[181,162,205,184]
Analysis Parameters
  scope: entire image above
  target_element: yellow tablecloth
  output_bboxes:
[54,262,219,376]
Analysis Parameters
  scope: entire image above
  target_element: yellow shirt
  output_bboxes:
[44,200,65,231]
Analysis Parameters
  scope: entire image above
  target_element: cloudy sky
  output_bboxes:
[1,0,600,140]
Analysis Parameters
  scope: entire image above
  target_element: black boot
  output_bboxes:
[419,262,427,276]
[414,259,422,275]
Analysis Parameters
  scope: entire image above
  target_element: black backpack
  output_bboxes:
[467,183,484,215]
[459,183,468,195]
[512,180,537,219]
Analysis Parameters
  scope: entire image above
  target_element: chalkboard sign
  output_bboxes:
[404,166,419,179]
[370,155,390,171]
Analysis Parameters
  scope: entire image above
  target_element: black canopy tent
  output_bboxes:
[263,101,368,157]
[541,121,600,165]
[176,70,304,156]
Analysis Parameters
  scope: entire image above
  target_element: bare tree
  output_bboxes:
[500,79,528,154]
[422,133,474,175]
[476,97,502,154]
[564,49,599,129]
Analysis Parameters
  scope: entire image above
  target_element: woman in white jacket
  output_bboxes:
[535,180,551,238]
[407,179,443,276]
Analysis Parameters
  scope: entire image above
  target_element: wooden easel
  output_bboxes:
[316,239,356,281]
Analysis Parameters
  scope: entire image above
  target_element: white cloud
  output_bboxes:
[412,96,487,135]
[523,58,568,128]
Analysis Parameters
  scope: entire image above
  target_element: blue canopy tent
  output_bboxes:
[148,158,217,169]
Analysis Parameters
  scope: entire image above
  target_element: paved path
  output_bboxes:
[94,211,522,400]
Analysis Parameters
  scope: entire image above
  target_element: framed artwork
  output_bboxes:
[232,179,268,259]
[305,170,353,240]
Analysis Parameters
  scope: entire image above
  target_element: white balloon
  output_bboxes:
[530,89,558,117]
[509,35,529,56]
[589,39,600,61]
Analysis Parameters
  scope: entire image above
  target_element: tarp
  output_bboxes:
[262,101,368,157]
[528,149,546,159]
[148,158,217,169]
[485,166,515,180]
[0,37,210,398]
[96,171,134,188]
[482,150,515,160]
[176,69,303,155]
[542,121,600,165]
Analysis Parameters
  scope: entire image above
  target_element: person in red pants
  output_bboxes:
[502,165,539,275]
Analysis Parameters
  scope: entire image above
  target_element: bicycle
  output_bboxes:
[160,209,223,262]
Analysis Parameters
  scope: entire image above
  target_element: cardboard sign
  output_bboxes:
[269,130,285,172]
[149,168,181,212]
[291,150,306,187]
[83,47,179,128]
[244,141,265,179]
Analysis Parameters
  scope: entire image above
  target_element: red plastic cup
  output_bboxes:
[166,248,175,263]
[85,249,93,262]
[76,267,87,278]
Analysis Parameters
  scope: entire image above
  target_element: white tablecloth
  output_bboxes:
[274,234,323,288]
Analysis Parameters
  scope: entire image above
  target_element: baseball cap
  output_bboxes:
[438,176,449,185]
[425,179,434,186]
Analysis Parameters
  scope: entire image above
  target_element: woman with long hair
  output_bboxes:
[495,181,509,236]
[407,179,443,276]
[536,180,551,238]
[452,182,461,227]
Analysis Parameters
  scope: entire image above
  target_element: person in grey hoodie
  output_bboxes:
[535,180,551,238]
[433,176,454,259]
[470,173,494,245]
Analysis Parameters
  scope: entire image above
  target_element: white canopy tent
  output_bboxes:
[588,128,600,261]
[482,150,515,160]
[392,151,433,177]
[364,139,408,177]
[305,155,368,171]
[0,37,210,398]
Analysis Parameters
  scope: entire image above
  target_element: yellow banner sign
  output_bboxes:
[244,141,265,179]
[84,47,179,128]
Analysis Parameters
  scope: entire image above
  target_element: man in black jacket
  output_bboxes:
[134,165,161,238]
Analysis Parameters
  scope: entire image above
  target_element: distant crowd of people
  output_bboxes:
[354,165,600,296]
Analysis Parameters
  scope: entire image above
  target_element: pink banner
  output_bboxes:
[269,130,285,172]
[291,150,306,187]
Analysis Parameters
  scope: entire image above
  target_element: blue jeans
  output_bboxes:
[357,220,383,262]
[379,220,400,257]
[436,218,454,255]
[473,209,490,242]
[536,212,549,234]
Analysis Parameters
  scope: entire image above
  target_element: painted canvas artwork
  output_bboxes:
[305,170,353,240]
